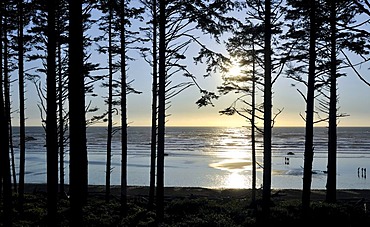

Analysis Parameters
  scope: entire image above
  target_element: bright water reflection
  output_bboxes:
[209,128,254,188]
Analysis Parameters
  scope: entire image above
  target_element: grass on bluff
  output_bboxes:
[1,190,370,226]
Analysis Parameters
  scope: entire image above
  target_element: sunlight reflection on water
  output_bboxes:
[208,127,254,188]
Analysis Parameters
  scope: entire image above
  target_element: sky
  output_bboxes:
[9,3,370,128]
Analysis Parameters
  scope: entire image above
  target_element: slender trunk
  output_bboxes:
[46,0,58,223]
[9,118,17,192]
[302,0,317,213]
[106,0,113,202]
[3,15,16,194]
[56,1,65,195]
[0,6,13,225]
[69,0,87,224]
[326,0,337,203]
[262,0,272,217]
[18,0,26,209]
[0,6,3,198]
[156,0,166,222]
[149,0,158,208]
[120,0,128,214]
[57,30,65,195]
[251,39,256,205]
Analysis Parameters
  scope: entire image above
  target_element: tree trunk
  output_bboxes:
[57,27,65,195]
[326,0,337,203]
[18,0,26,210]
[302,0,317,213]
[46,0,58,223]
[105,0,113,202]
[251,38,256,205]
[262,0,272,218]
[69,0,87,224]
[3,12,16,194]
[156,0,166,222]
[120,0,128,215]
[0,6,13,225]
[149,0,158,209]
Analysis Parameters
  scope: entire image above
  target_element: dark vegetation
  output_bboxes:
[2,0,370,225]
[2,189,370,226]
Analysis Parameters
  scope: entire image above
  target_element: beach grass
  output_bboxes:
[2,184,370,226]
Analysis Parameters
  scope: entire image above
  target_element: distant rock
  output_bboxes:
[287,152,295,155]
[25,136,37,142]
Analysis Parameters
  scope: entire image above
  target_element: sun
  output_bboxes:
[227,58,242,76]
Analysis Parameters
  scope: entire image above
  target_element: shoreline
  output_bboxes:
[22,183,370,203]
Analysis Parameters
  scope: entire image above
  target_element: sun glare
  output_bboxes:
[226,171,250,189]
[228,58,242,76]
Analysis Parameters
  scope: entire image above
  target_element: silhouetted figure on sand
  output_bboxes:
[284,157,290,165]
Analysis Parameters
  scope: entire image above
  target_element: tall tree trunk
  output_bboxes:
[69,0,87,224]
[149,0,158,209]
[105,0,113,202]
[57,28,65,195]
[18,0,26,210]
[302,0,317,213]
[120,0,128,214]
[46,0,58,223]
[3,13,16,194]
[251,38,256,205]
[0,5,3,198]
[0,6,13,225]
[156,0,166,222]
[326,0,337,203]
[262,0,272,217]
[9,124,17,192]
[56,1,66,195]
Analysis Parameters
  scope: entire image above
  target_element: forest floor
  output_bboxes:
[2,184,370,226]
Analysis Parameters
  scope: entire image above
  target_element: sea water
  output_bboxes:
[11,126,370,189]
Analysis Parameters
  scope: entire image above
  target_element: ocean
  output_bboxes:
[11,126,370,189]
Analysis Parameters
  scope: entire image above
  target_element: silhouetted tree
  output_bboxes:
[119,0,128,214]
[154,0,238,221]
[326,0,337,203]
[17,0,26,210]
[1,0,20,194]
[262,0,273,217]
[157,0,165,221]
[219,24,264,205]
[321,0,369,203]
[0,3,13,225]
[69,0,86,224]
[284,0,320,213]
[46,0,58,223]
[95,0,116,203]
[302,0,317,213]
[117,0,144,214]
[139,0,158,209]
[55,0,69,196]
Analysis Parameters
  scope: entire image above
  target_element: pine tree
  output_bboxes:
[69,0,86,224]
[0,3,13,225]
[46,0,58,223]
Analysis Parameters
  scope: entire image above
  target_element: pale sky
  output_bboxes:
[9,4,370,128]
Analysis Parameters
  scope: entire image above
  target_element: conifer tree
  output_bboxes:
[154,0,237,221]
[69,0,86,224]
[0,3,13,225]
[46,0,58,223]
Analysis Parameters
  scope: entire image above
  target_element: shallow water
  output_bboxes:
[11,126,370,189]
